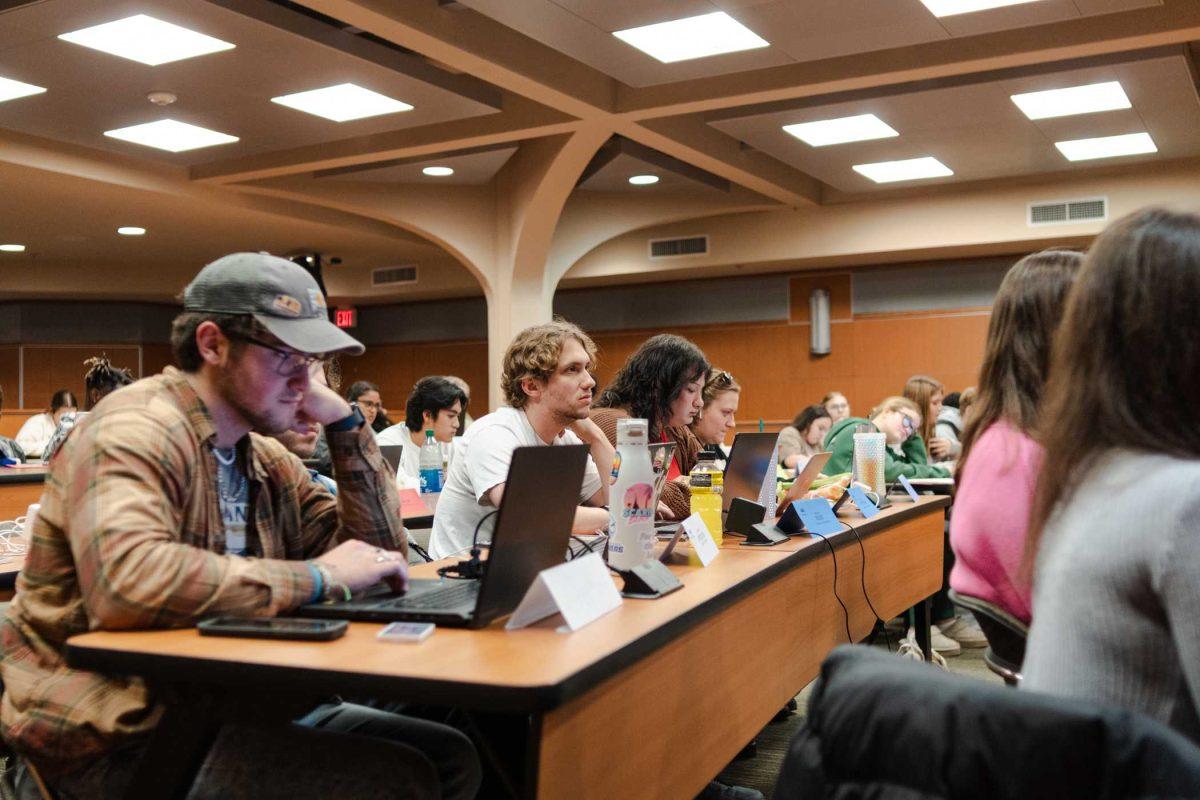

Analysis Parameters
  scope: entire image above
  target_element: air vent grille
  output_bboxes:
[649,235,708,259]
[1028,197,1107,226]
[372,265,418,286]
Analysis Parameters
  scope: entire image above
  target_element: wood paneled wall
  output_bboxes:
[337,340,491,422]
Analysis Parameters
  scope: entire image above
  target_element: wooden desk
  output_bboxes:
[0,468,46,522]
[67,496,948,800]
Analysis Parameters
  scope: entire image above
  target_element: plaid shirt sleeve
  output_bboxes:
[67,407,316,629]
[315,422,407,558]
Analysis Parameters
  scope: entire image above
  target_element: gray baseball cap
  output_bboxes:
[184,252,364,356]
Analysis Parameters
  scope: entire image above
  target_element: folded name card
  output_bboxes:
[507,553,622,632]
[681,513,719,567]
[795,499,842,536]
[846,485,880,518]
[897,474,920,502]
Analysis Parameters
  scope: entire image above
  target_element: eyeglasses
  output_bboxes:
[708,370,735,389]
[224,332,322,377]
[356,399,382,409]
[899,414,917,438]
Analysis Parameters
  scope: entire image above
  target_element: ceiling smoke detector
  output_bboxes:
[147,91,177,106]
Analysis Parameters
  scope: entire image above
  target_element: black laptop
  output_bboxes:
[721,432,780,516]
[302,444,589,628]
[378,444,404,477]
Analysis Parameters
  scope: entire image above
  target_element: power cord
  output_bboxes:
[409,542,433,564]
[840,519,894,653]
[437,509,498,580]
[805,529,854,646]
[568,533,607,560]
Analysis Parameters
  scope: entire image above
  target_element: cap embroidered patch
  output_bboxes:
[272,294,303,317]
[307,288,327,312]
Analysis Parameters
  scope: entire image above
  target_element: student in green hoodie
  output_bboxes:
[823,396,951,480]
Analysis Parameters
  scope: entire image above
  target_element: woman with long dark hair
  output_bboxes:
[592,334,709,520]
[777,404,832,469]
[948,250,1083,624]
[1022,208,1200,742]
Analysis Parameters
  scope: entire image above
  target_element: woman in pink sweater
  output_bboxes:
[949,249,1082,623]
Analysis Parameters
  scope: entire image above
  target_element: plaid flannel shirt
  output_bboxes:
[0,367,405,779]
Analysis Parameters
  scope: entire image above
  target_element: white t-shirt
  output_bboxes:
[428,406,602,560]
[15,413,56,458]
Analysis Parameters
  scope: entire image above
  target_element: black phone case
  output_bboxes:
[197,617,348,641]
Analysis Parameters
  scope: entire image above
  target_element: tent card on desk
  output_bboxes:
[681,513,719,567]
[897,474,920,502]
[756,440,782,519]
[506,553,622,632]
[794,499,842,535]
[846,485,880,518]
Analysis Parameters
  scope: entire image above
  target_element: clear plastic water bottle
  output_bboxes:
[689,450,724,548]
[418,429,443,493]
[607,418,655,571]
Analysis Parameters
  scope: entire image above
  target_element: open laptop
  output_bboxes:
[302,444,589,628]
[721,432,782,516]
[776,451,833,508]
[378,445,404,478]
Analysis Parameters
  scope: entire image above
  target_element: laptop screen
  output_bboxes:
[721,432,780,514]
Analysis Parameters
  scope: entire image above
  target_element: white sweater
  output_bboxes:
[15,413,55,458]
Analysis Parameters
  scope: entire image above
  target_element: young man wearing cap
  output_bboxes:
[0,253,480,799]
[428,320,613,560]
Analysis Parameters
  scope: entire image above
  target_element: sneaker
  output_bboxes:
[697,781,765,800]
[896,628,950,670]
[905,624,961,657]
[936,615,988,649]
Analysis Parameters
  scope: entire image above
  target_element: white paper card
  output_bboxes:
[757,439,782,519]
[681,513,720,567]
[506,553,622,632]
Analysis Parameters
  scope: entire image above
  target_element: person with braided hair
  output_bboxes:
[42,355,135,462]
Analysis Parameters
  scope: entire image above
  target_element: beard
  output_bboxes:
[215,367,296,435]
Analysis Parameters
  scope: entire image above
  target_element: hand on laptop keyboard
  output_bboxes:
[315,540,409,594]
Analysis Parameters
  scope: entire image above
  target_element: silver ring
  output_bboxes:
[375,555,387,563]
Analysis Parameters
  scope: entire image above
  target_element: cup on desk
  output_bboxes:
[852,432,887,496]
[22,503,39,538]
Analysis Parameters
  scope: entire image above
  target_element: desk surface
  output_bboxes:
[0,467,47,485]
[67,496,948,713]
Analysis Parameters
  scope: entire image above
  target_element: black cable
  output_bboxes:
[806,529,854,646]
[840,519,894,653]
[436,509,499,579]
[409,542,433,563]
[568,534,603,560]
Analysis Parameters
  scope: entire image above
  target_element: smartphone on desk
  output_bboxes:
[197,616,348,641]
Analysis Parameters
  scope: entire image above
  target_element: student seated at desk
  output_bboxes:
[377,376,466,488]
[0,385,25,463]
[1023,208,1200,743]
[427,320,612,561]
[14,389,76,458]
[949,249,1082,625]
[591,334,709,521]
[43,356,135,463]
[689,369,739,464]
[904,375,955,464]
[778,404,833,470]
[823,397,951,481]
[0,253,479,800]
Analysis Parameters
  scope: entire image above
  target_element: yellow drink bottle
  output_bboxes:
[689,451,724,555]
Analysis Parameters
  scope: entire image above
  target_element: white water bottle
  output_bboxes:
[607,418,656,571]
[418,430,443,493]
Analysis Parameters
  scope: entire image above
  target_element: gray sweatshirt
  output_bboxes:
[1022,450,1200,742]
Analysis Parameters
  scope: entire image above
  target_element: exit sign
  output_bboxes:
[334,307,357,328]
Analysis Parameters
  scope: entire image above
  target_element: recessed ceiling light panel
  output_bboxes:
[117,227,146,236]
[919,0,1043,17]
[0,76,46,104]
[58,14,235,66]
[628,175,660,185]
[613,12,768,64]
[1011,81,1131,120]
[104,119,239,152]
[783,114,899,147]
[853,156,953,183]
[271,83,413,122]
[0,244,26,252]
[422,166,454,176]
[1055,132,1157,162]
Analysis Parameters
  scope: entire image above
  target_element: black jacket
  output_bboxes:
[776,646,1200,799]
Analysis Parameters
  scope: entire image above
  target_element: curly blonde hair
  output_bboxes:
[501,319,597,409]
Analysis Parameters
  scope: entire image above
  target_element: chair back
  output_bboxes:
[949,588,1027,685]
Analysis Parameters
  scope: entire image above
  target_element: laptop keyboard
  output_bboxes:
[380,581,479,609]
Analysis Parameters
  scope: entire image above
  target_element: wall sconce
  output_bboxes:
[810,288,831,356]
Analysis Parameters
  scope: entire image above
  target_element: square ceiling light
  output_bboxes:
[1011,81,1131,120]
[612,12,768,64]
[783,114,899,147]
[0,76,45,103]
[104,119,238,152]
[853,156,953,183]
[58,14,234,66]
[1055,132,1157,162]
[271,83,413,122]
[919,0,1043,16]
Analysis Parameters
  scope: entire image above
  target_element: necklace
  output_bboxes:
[212,446,237,467]
[212,446,245,505]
